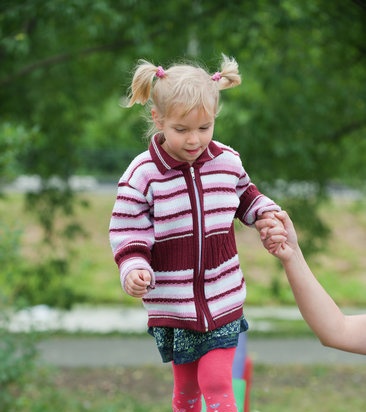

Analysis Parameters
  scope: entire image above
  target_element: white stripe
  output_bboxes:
[207,145,215,159]
[155,232,193,242]
[205,230,230,238]
[149,314,196,321]
[152,138,171,170]
[213,304,245,319]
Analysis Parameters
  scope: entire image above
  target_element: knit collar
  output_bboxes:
[149,133,223,174]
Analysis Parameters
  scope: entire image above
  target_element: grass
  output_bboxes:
[2,191,366,307]
[251,364,366,412]
[15,363,366,412]
[2,191,366,411]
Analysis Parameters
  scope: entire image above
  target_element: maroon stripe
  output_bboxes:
[142,174,183,196]
[203,169,241,178]
[206,207,238,215]
[155,278,193,285]
[116,194,146,204]
[205,264,240,283]
[143,296,194,304]
[112,209,150,218]
[128,159,155,180]
[221,146,240,156]
[206,278,245,302]
[204,187,236,194]
[154,209,192,221]
[236,182,251,190]
[154,188,187,200]
[109,225,153,233]
[155,229,193,241]
[236,184,261,218]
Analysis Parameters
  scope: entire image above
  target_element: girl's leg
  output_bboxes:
[171,359,202,412]
[197,348,237,412]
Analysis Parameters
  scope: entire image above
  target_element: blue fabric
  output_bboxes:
[148,317,249,364]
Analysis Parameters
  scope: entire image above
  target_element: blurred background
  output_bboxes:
[1,1,366,410]
[1,0,365,309]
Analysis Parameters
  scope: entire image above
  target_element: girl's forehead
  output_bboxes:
[167,106,214,124]
[168,102,215,118]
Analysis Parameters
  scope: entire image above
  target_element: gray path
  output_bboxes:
[8,304,366,367]
[37,336,366,367]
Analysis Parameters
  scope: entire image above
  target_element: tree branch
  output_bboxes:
[0,42,127,86]
[351,0,366,11]
[327,120,366,142]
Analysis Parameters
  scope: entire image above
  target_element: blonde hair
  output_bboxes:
[125,54,241,138]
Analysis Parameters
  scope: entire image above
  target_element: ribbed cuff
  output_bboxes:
[120,257,155,292]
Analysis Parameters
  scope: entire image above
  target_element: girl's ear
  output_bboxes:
[151,108,163,130]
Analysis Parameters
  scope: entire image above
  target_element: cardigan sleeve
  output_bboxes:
[235,166,281,226]
[109,176,155,290]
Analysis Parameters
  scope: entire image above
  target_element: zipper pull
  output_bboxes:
[190,166,195,180]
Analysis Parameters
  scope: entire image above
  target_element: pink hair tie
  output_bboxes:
[211,71,222,81]
[155,66,165,79]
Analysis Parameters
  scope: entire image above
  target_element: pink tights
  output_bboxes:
[172,347,237,412]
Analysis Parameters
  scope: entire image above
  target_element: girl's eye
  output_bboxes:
[175,128,186,133]
[200,126,209,131]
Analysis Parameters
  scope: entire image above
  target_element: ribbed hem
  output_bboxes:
[146,306,244,333]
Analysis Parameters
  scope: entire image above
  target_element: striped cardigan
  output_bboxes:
[109,134,280,332]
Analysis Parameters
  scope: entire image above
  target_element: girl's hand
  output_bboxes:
[257,212,286,254]
[124,269,152,298]
[256,211,298,261]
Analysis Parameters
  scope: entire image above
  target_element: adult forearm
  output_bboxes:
[282,248,346,348]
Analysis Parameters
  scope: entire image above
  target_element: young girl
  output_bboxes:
[109,54,281,412]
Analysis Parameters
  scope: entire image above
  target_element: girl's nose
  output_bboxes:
[186,131,199,144]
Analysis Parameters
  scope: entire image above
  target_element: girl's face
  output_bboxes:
[152,106,215,165]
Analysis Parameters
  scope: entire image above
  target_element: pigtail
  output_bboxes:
[214,54,241,90]
[126,60,161,107]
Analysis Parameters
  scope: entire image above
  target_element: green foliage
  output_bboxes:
[14,258,85,310]
[0,305,39,411]
[0,123,33,182]
[281,195,331,256]
[0,219,24,305]
[1,1,366,308]
[2,0,365,183]
[0,194,85,309]
[0,327,81,412]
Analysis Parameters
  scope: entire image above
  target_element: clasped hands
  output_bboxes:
[256,211,298,260]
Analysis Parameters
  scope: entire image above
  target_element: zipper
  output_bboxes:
[190,166,209,331]
[190,166,195,180]
[190,167,203,280]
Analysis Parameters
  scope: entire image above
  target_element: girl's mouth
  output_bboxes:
[186,148,200,155]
